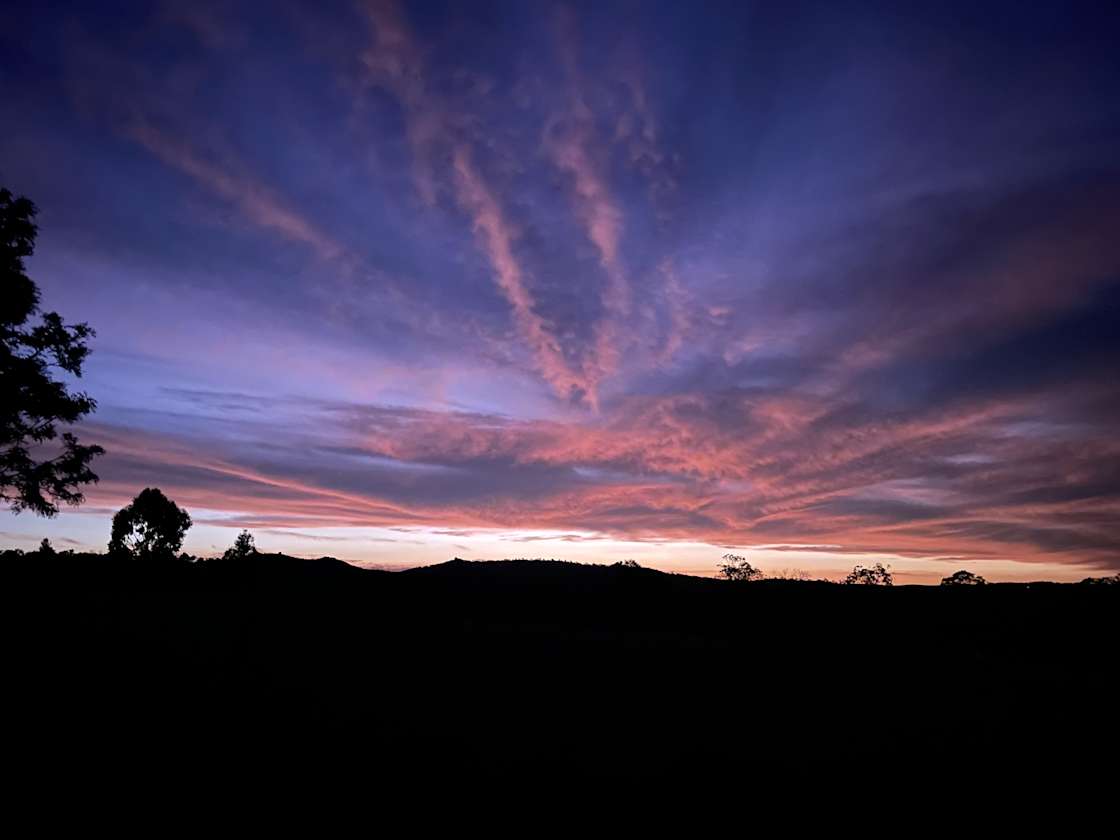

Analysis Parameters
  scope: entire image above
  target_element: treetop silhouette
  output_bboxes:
[941,570,986,586]
[1,186,103,516]
[109,488,192,559]
[223,529,257,561]
[718,553,764,581]
[844,563,893,586]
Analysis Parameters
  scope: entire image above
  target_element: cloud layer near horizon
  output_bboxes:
[2,1,1118,574]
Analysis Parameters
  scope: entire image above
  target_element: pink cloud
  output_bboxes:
[452,146,591,404]
[543,114,630,396]
[542,8,639,397]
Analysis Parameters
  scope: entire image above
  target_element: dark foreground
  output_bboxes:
[5,553,1117,801]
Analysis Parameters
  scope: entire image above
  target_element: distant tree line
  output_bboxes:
[710,556,1114,586]
[716,554,897,585]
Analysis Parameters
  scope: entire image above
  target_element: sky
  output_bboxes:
[2,0,1119,582]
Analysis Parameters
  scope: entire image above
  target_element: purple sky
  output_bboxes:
[3,1,1119,581]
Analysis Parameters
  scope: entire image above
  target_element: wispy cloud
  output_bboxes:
[452,145,589,403]
[544,8,634,393]
[127,120,344,260]
[356,0,446,206]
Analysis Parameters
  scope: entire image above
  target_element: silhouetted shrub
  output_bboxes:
[38,537,55,557]
[843,563,893,586]
[768,567,813,581]
[718,553,763,581]
[941,570,986,586]
[108,488,192,560]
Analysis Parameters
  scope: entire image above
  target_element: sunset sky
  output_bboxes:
[2,1,1118,581]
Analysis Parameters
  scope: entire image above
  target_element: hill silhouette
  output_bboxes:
[5,549,1117,802]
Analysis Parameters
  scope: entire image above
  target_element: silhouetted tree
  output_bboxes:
[843,562,893,586]
[38,537,55,557]
[718,553,764,581]
[108,488,192,560]
[1079,573,1120,585]
[223,529,257,561]
[612,559,641,569]
[941,570,986,586]
[1,187,103,516]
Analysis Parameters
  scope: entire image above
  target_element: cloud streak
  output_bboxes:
[452,145,589,403]
[127,120,344,260]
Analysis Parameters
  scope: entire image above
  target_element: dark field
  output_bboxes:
[6,554,1116,801]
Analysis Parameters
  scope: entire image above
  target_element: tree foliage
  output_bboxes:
[109,488,192,560]
[941,570,986,586]
[718,553,764,581]
[843,562,893,586]
[223,529,257,561]
[1,187,103,516]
